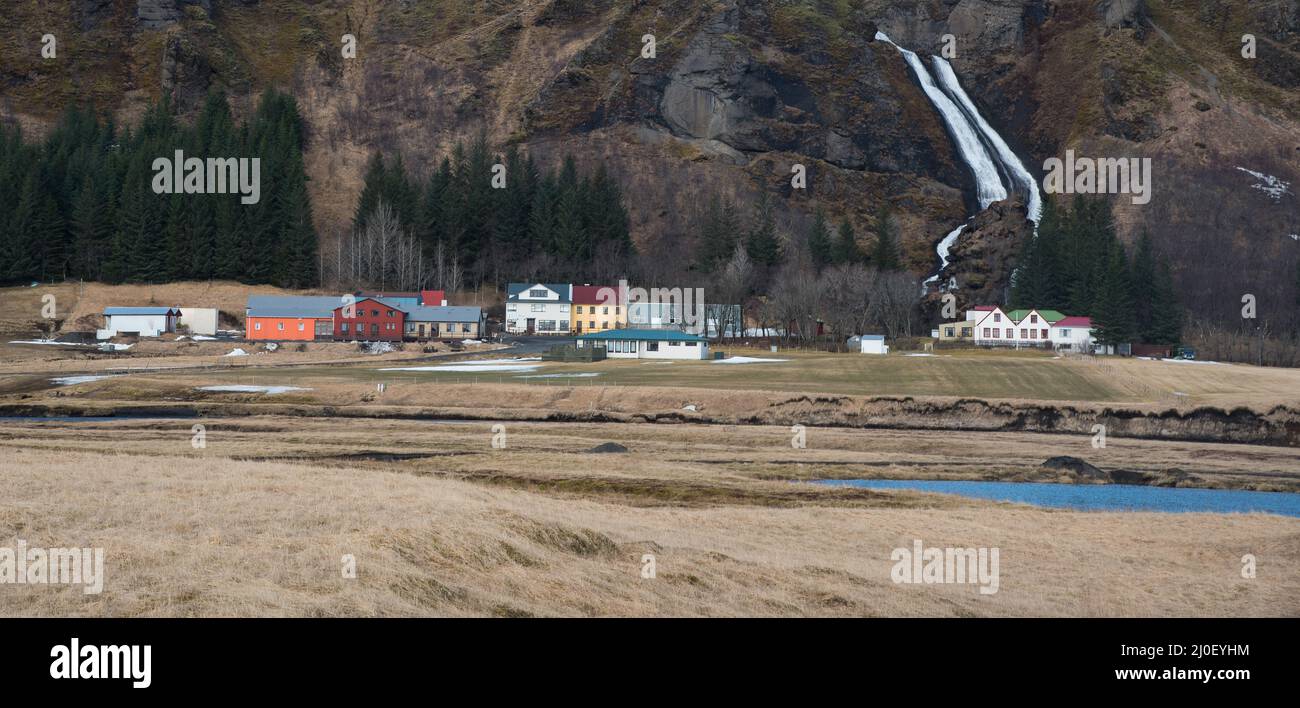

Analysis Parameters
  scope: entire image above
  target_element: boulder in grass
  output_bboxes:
[589,442,628,454]
[1041,456,1106,480]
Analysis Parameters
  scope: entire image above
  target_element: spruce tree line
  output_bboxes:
[350,134,634,286]
[697,198,901,277]
[0,89,318,287]
[1010,196,1182,346]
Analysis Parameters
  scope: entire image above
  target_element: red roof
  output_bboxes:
[420,290,446,306]
[971,305,997,311]
[571,285,625,305]
[1053,316,1092,328]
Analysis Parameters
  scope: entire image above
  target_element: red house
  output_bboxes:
[334,298,405,342]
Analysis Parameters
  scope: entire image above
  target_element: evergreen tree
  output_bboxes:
[1091,240,1137,347]
[871,205,900,270]
[808,208,832,270]
[1147,260,1183,345]
[745,191,780,268]
[832,218,859,265]
[1131,229,1157,340]
[697,196,741,272]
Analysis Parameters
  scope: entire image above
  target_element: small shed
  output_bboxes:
[99,307,180,339]
[178,307,219,336]
[848,334,889,355]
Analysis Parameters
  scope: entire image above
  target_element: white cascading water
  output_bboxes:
[920,223,967,291]
[874,32,1007,209]
[875,32,1040,291]
[930,56,1042,224]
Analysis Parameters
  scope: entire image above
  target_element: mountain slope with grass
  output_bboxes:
[1,0,1297,326]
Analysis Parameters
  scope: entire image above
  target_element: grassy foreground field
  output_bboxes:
[1,419,1297,617]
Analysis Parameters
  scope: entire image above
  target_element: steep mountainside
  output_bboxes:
[2,0,1298,324]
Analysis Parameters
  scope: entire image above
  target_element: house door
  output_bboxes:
[526,318,535,334]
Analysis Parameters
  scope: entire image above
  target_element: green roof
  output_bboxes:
[575,328,706,342]
[1005,309,1066,323]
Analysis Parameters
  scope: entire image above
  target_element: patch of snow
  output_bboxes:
[382,358,543,373]
[461,339,483,345]
[904,353,937,357]
[175,335,189,341]
[363,341,396,354]
[712,356,789,364]
[1137,356,1221,365]
[192,335,216,341]
[10,339,81,347]
[1236,167,1293,202]
[198,385,311,395]
[515,372,601,379]
[50,374,121,386]
[224,348,249,357]
[682,404,698,412]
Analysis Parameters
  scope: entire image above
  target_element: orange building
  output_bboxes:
[245,295,343,341]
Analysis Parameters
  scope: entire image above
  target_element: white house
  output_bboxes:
[178,307,218,336]
[848,334,889,355]
[1049,316,1095,352]
[575,328,709,360]
[972,307,1063,347]
[505,283,571,335]
[98,307,180,339]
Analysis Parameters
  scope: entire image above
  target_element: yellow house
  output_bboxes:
[937,320,975,342]
[570,285,627,334]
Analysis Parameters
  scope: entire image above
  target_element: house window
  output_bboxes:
[615,307,620,315]
[1020,328,1028,338]
[342,323,349,333]
[962,327,972,337]
[531,304,545,312]
[944,327,955,337]
[386,310,394,317]
[576,306,583,314]
[590,321,596,329]
[298,322,305,331]
[277,322,284,331]
[370,324,378,335]
[255,322,262,331]
[529,289,548,298]
[647,341,659,352]
[1041,329,1048,339]
[603,306,609,315]
[559,321,568,331]
[539,320,556,331]
[669,341,681,346]
[1060,329,1070,337]
[1030,329,1037,339]
[601,322,609,329]
[1030,315,1038,324]
[684,342,696,347]
[983,328,991,338]
[992,328,1000,338]
[994,314,1001,322]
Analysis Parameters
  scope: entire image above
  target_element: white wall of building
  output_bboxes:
[579,337,709,360]
[178,308,218,335]
[102,314,173,338]
[1049,325,1094,351]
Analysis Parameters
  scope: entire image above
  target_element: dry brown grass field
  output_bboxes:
[4,286,1300,617]
[0,421,1296,618]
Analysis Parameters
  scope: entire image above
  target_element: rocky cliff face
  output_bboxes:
[2,0,1297,324]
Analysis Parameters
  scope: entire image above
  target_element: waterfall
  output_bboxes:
[921,222,968,292]
[874,32,1007,209]
[875,32,1041,293]
[930,57,1042,224]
